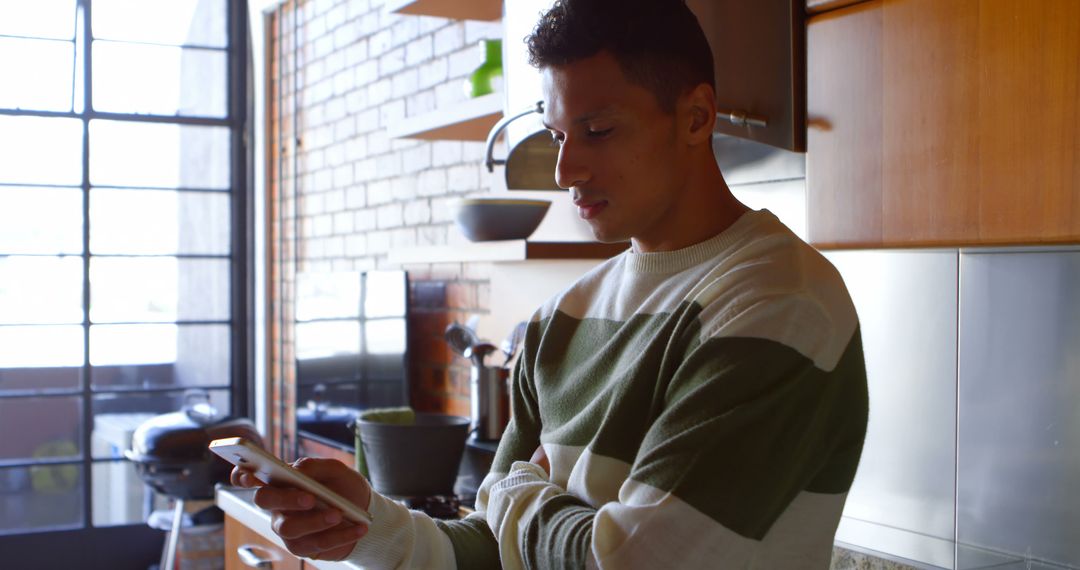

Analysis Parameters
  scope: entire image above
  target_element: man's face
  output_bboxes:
[542,51,691,248]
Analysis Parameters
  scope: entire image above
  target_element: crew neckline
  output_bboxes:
[623,209,775,274]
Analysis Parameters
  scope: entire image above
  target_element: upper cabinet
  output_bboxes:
[806,0,1080,248]
[687,0,806,152]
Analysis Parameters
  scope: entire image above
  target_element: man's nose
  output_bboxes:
[554,140,589,190]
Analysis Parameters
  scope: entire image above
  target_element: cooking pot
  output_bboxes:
[125,393,262,500]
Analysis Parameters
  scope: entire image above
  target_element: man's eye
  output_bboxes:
[587,128,614,139]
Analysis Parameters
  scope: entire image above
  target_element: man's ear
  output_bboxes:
[682,83,717,146]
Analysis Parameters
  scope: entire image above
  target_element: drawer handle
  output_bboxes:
[237,545,273,568]
[718,109,768,128]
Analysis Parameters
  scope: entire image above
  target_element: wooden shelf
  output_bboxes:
[385,0,502,21]
[388,93,502,141]
[387,240,629,265]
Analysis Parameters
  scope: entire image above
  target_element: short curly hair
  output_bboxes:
[526,0,715,114]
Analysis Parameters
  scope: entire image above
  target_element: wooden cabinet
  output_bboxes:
[687,0,806,151]
[225,514,303,570]
[807,0,1080,248]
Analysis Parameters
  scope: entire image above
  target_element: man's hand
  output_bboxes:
[529,445,550,476]
[230,457,371,561]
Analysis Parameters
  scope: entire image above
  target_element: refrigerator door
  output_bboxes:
[824,249,959,568]
[957,250,1080,569]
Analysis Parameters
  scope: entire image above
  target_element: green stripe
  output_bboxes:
[630,331,868,539]
[435,516,501,570]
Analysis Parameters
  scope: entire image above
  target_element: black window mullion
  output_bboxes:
[228,0,251,420]
[79,0,94,531]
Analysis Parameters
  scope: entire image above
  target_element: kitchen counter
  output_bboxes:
[217,486,361,570]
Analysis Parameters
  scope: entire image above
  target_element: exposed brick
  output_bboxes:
[333,164,353,188]
[324,235,345,258]
[333,68,355,96]
[431,141,463,167]
[402,144,432,174]
[324,97,346,123]
[405,35,433,66]
[367,78,392,106]
[406,89,437,116]
[345,38,369,67]
[366,179,393,205]
[391,17,420,47]
[448,45,482,79]
[366,129,390,155]
[354,108,379,133]
[369,29,392,57]
[430,196,458,222]
[354,157,377,182]
[333,116,356,141]
[345,233,368,256]
[354,209,377,231]
[417,223,449,246]
[390,227,418,248]
[345,183,366,209]
[417,57,448,90]
[352,60,378,87]
[325,143,345,167]
[313,169,334,192]
[357,11,380,36]
[326,49,346,76]
[346,0,370,21]
[403,199,431,225]
[375,152,402,178]
[379,99,406,128]
[344,135,369,162]
[464,21,501,44]
[417,168,448,197]
[391,69,419,99]
[447,164,479,192]
[391,174,419,200]
[313,213,334,236]
[367,230,391,254]
[377,203,404,229]
[344,89,368,114]
[434,81,464,108]
[378,46,405,76]
[433,25,464,56]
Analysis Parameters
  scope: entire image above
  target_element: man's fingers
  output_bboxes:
[230,467,262,488]
[253,485,316,512]
[271,508,346,539]
[282,522,367,560]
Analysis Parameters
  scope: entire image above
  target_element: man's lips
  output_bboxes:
[573,198,608,220]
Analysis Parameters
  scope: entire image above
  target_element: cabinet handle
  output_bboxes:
[237,545,273,568]
[718,110,768,128]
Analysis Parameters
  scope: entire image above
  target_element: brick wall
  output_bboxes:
[268,0,502,456]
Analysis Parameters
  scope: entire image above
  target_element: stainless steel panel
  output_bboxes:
[824,250,958,564]
[957,251,1080,569]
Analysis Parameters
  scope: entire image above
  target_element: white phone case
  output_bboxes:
[209,436,373,525]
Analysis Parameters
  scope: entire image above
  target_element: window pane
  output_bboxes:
[0,186,83,255]
[0,257,83,325]
[90,324,229,389]
[93,41,226,117]
[92,0,227,48]
[91,460,168,526]
[90,189,230,255]
[89,120,230,189]
[296,272,361,321]
[0,396,83,462]
[0,37,74,112]
[0,0,77,40]
[91,390,229,435]
[90,257,230,323]
[0,326,84,374]
[364,271,407,318]
[0,464,83,536]
[0,117,83,186]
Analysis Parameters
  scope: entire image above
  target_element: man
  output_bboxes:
[234,0,869,567]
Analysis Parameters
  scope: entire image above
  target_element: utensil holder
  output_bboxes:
[470,365,509,441]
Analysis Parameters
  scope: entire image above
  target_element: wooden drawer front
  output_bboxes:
[224,514,303,570]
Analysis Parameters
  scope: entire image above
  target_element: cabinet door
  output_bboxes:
[688,0,805,151]
[224,514,303,570]
[806,0,1080,248]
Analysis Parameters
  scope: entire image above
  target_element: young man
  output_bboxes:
[235,0,869,567]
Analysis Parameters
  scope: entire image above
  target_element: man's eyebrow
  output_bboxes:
[543,107,619,131]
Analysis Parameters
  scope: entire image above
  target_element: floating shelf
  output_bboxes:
[384,0,502,21]
[388,93,502,141]
[387,240,629,265]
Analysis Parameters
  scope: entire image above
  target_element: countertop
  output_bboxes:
[217,486,361,570]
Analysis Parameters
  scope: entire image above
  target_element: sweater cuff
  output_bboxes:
[346,490,456,570]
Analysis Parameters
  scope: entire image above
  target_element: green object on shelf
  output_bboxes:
[353,407,415,478]
[465,39,503,98]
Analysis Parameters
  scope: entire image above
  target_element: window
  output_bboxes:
[0,0,248,536]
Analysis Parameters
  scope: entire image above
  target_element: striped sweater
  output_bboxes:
[348,209,869,569]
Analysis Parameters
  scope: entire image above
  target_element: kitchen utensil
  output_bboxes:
[444,322,479,357]
[501,321,527,366]
[463,342,497,368]
[453,197,551,242]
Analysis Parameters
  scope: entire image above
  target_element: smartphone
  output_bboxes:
[209,436,373,525]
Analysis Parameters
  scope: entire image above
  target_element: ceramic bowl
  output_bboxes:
[453,197,551,241]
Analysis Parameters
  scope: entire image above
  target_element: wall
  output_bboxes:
[267,0,504,456]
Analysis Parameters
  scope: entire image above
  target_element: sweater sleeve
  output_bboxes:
[488,330,868,569]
